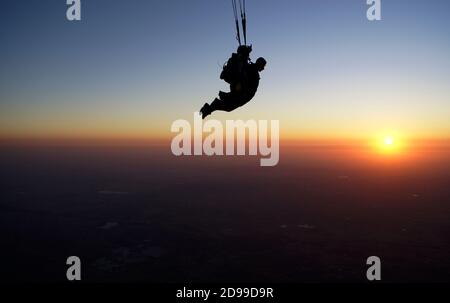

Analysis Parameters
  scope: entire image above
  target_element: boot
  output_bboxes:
[199,103,211,119]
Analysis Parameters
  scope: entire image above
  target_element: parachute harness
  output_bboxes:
[232,0,247,45]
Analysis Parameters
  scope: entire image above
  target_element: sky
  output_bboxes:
[0,0,449,141]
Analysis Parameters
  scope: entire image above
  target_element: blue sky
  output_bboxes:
[1,0,449,139]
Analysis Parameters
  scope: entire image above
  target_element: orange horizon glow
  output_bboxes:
[1,132,449,151]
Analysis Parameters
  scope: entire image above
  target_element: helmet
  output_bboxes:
[255,57,267,70]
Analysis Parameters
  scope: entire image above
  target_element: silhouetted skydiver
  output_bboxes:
[221,45,252,83]
[199,46,266,119]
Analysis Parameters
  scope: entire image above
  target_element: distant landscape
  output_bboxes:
[1,141,448,282]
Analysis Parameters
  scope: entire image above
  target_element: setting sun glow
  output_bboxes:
[374,134,405,155]
[369,131,408,156]
[384,136,394,146]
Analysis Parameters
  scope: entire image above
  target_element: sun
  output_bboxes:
[379,135,397,152]
[373,133,405,155]
[384,136,394,146]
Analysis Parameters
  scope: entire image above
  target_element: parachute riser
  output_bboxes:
[232,0,248,46]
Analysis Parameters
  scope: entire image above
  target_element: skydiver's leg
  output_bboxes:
[200,92,244,119]
[209,97,237,113]
[199,102,212,119]
[199,98,232,119]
